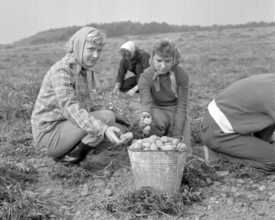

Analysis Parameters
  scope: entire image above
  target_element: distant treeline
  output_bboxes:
[15,21,275,46]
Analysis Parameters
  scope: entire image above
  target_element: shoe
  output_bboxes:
[203,145,219,162]
[60,142,95,164]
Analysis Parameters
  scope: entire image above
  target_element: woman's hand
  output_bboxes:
[104,126,128,145]
[112,86,120,94]
[112,82,121,94]
[126,85,139,97]
[139,112,152,128]
[139,112,153,135]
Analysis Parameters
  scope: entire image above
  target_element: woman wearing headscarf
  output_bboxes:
[31,27,129,165]
[112,41,150,96]
[138,39,192,154]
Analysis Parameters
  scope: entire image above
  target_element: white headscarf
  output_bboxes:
[120,41,136,56]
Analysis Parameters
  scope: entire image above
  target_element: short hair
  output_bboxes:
[151,39,176,58]
[66,29,107,53]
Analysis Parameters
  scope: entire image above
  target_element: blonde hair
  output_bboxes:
[66,29,107,53]
[151,39,176,58]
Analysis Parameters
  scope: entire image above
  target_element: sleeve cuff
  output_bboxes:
[89,122,109,138]
[140,107,151,116]
[140,112,151,117]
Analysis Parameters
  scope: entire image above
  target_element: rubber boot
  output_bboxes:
[60,142,95,164]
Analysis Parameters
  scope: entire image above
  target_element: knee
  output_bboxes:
[115,122,126,133]
[153,118,167,131]
[101,110,115,125]
[47,148,62,158]
[150,114,168,136]
[150,122,166,136]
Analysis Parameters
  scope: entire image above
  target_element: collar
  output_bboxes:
[65,53,91,75]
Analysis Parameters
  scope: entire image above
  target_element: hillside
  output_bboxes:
[12,21,275,46]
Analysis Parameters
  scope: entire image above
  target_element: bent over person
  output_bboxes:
[138,39,192,154]
[31,27,129,165]
[201,73,275,171]
[112,41,150,96]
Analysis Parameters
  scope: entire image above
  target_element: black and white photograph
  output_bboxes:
[1,0,275,219]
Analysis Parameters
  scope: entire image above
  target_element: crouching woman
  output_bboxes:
[31,27,128,165]
[112,41,150,96]
[138,39,192,154]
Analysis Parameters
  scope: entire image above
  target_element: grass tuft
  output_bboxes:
[0,163,62,220]
[106,186,201,219]
[48,163,93,186]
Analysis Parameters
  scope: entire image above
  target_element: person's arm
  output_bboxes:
[113,82,121,93]
[52,67,108,137]
[126,52,150,97]
[140,52,150,70]
[113,59,128,93]
[170,68,189,137]
[138,69,153,116]
[135,52,150,82]
[116,59,128,85]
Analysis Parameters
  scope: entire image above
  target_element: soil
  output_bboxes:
[6,96,275,220]
[25,145,275,220]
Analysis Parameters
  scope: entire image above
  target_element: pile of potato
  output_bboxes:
[128,135,187,151]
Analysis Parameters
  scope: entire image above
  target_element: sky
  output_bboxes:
[0,0,274,44]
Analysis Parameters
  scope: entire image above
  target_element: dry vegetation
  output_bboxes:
[0,26,275,219]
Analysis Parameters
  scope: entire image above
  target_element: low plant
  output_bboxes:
[106,186,201,219]
[216,161,268,181]
[48,163,93,186]
[0,163,66,220]
[105,155,219,219]
[182,155,219,188]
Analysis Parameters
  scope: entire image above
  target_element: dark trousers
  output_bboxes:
[201,110,275,171]
[120,64,143,92]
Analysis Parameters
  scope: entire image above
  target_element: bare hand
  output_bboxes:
[139,113,152,129]
[104,126,128,145]
[126,88,137,97]
[112,87,120,94]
